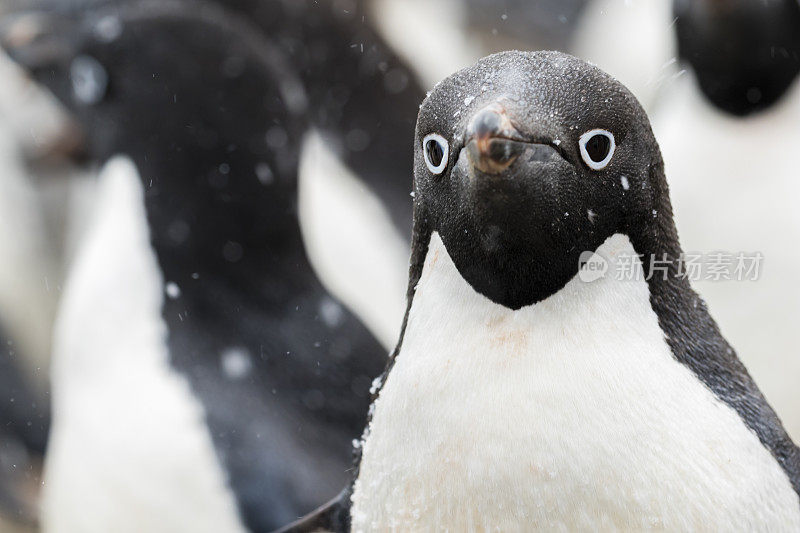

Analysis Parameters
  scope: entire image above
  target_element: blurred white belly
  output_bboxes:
[44,157,245,533]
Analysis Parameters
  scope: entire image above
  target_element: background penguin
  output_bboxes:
[652,0,800,441]
[285,50,800,531]
[1,1,389,530]
[672,0,800,116]
[0,52,70,529]
[0,52,60,417]
[1,0,428,349]
[0,69,60,384]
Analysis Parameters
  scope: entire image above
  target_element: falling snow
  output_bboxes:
[319,298,345,328]
[93,15,122,42]
[70,55,108,105]
[369,377,382,395]
[220,347,253,380]
[165,282,181,299]
[255,162,273,185]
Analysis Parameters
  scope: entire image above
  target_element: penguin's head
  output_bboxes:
[0,0,313,270]
[413,51,667,310]
[0,0,146,156]
[0,0,306,170]
[674,0,800,116]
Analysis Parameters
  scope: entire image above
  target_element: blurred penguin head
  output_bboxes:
[0,0,306,169]
[674,0,800,115]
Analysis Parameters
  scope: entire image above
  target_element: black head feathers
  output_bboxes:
[412,50,668,309]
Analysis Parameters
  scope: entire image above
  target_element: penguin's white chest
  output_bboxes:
[351,232,800,531]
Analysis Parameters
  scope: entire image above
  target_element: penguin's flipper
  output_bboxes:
[274,488,351,533]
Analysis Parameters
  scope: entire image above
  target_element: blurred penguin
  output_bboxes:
[1,1,393,530]
[652,0,800,441]
[0,52,60,401]
[85,0,433,348]
[0,51,70,530]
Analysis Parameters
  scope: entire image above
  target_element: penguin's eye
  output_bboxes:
[422,133,449,175]
[578,129,615,170]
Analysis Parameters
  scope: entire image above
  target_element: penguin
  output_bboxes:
[2,1,387,530]
[652,0,800,441]
[1,0,425,350]
[0,54,62,529]
[283,50,800,531]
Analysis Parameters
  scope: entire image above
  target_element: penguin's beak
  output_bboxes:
[464,103,562,175]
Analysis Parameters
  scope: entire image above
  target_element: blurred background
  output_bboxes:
[0,0,797,531]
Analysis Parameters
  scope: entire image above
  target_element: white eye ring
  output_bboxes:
[422,133,449,175]
[578,129,615,170]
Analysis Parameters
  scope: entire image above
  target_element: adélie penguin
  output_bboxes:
[2,2,386,531]
[284,50,800,531]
